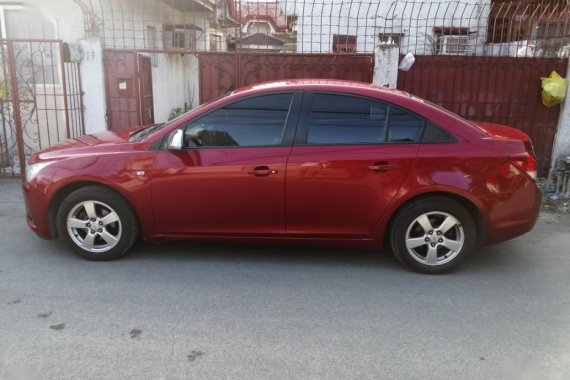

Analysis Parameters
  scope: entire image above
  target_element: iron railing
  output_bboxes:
[0,39,85,177]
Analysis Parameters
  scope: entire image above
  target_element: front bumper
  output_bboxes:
[22,181,53,239]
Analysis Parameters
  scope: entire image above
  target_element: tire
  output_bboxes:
[56,186,139,260]
[389,197,477,274]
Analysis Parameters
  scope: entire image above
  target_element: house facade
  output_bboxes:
[291,0,488,54]
[0,0,239,132]
[237,1,297,52]
[293,0,570,58]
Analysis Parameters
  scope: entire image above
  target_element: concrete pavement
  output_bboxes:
[1,178,569,380]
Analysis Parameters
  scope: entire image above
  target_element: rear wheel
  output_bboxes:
[389,197,477,274]
[56,186,138,260]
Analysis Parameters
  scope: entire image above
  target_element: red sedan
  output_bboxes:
[22,80,540,273]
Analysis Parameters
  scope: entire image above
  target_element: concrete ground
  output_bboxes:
[1,178,569,380]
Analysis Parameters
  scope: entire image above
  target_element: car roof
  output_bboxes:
[233,78,411,98]
[232,79,441,118]
[230,79,465,119]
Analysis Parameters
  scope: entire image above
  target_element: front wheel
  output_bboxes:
[389,197,477,274]
[56,186,139,260]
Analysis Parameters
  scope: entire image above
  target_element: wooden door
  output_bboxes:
[104,50,140,131]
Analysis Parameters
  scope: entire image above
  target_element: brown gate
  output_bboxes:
[104,50,139,131]
[198,52,374,103]
[397,56,567,176]
[0,39,84,177]
[104,50,155,131]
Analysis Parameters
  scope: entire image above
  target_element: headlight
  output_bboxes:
[25,161,53,182]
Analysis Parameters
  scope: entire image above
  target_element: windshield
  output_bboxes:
[128,99,221,142]
[128,123,167,142]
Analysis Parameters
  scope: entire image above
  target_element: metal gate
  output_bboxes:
[198,52,374,103]
[0,39,85,177]
[397,56,567,176]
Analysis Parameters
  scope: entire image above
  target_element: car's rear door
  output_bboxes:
[149,91,302,236]
[285,92,422,237]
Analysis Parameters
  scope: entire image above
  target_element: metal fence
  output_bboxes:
[73,0,570,57]
[0,40,85,177]
[398,55,567,176]
[71,0,568,176]
[198,51,374,103]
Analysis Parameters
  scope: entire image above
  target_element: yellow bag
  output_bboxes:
[541,71,568,107]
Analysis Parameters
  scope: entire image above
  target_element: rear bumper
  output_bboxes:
[483,179,541,245]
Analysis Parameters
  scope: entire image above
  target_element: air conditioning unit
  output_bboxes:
[438,35,470,55]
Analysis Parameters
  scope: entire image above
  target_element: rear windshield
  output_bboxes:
[408,94,487,135]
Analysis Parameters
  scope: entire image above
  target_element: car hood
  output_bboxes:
[29,129,139,163]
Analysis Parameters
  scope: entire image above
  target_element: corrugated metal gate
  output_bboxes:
[397,56,567,176]
[0,39,84,177]
[198,52,374,103]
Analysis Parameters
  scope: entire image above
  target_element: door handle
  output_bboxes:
[368,162,398,172]
[249,166,278,177]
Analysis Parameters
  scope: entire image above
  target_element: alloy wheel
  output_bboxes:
[405,211,465,266]
[66,200,122,253]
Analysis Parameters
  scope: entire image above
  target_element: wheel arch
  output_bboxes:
[48,181,142,239]
[382,191,486,248]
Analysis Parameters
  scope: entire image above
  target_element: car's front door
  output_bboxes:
[149,92,301,236]
[285,92,423,237]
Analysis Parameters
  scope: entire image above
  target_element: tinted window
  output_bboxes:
[184,93,293,147]
[307,94,387,144]
[387,107,424,143]
[422,122,456,143]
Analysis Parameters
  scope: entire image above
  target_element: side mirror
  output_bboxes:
[166,129,183,151]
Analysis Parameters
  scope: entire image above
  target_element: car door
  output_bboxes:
[285,92,423,237]
[150,92,301,236]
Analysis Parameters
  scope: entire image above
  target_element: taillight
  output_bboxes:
[511,153,537,181]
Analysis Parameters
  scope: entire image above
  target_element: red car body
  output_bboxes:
[22,80,540,254]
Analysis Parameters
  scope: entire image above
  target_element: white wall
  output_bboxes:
[32,0,85,41]
[91,0,230,52]
[79,38,108,134]
[150,53,200,123]
[0,0,85,41]
[13,0,207,131]
[31,0,231,52]
[6,1,105,134]
[292,0,490,54]
[0,1,106,135]
[151,54,186,123]
[552,58,570,167]
[185,54,200,109]
[373,44,399,89]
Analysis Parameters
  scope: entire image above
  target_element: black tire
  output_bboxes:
[389,197,477,274]
[56,186,139,260]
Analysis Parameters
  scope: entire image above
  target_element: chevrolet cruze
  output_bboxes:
[22,80,540,273]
